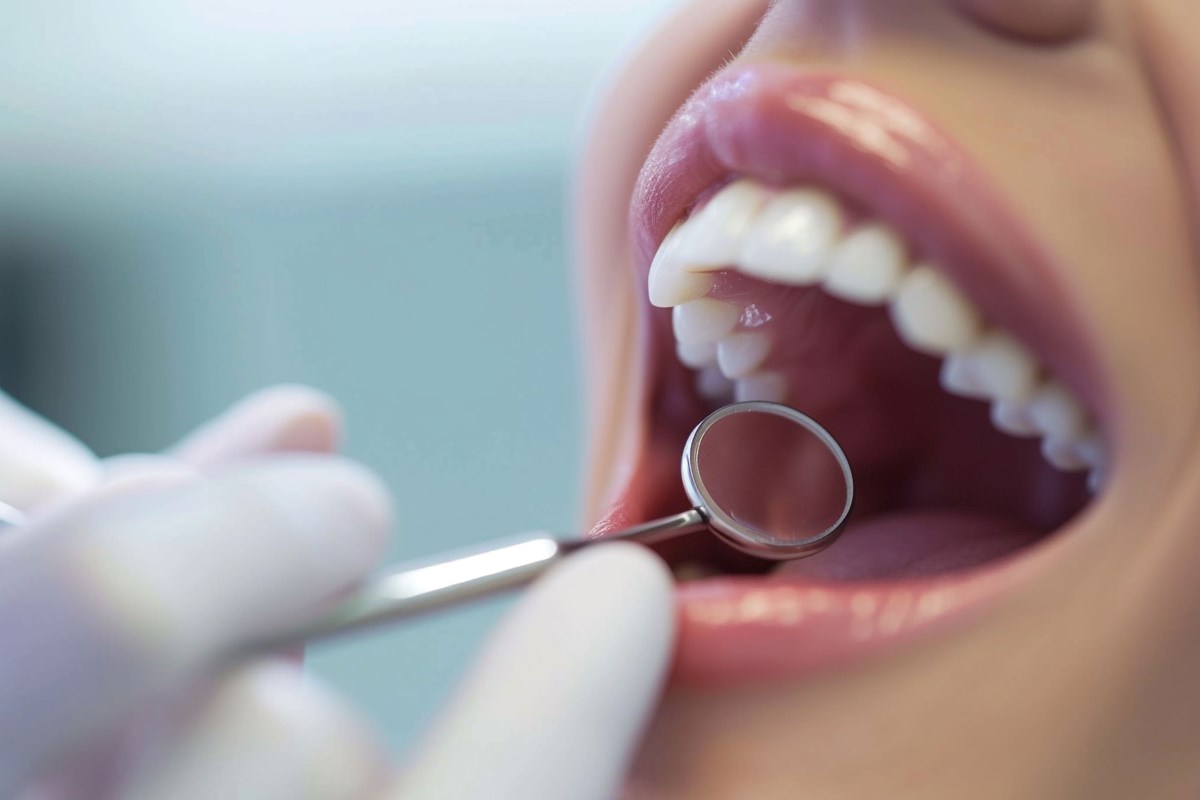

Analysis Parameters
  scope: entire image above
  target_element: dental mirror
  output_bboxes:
[684,401,854,559]
[269,401,854,646]
[0,402,854,648]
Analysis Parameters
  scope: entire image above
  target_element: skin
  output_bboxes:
[574,1,1200,797]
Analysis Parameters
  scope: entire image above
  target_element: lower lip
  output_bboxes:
[671,555,1028,685]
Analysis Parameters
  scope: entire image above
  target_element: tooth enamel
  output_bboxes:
[716,332,771,378]
[890,265,983,356]
[660,177,1108,489]
[990,398,1040,437]
[734,371,787,403]
[822,223,907,305]
[940,355,981,398]
[676,179,770,270]
[1040,437,1088,471]
[649,222,713,307]
[939,331,1038,402]
[1027,381,1086,440]
[672,299,741,344]
[696,366,734,402]
[739,188,842,285]
[677,340,717,368]
[1071,430,1106,469]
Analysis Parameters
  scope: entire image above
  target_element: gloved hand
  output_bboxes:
[0,386,674,800]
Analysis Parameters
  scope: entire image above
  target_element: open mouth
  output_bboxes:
[591,64,1113,684]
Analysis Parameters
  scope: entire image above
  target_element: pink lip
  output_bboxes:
[614,62,1107,685]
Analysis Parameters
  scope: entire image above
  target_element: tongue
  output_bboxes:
[773,510,1041,581]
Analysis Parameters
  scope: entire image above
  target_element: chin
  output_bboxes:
[573,1,1200,798]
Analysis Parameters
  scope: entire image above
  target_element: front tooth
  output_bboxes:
[889,265,983,356]
[939,331,1038,402]
[649,222,712,307]
[717,332,771,378]
[734,371,787,403]
[1028,381,1086,440]
[696,366,734,401]
[672,299,740,344]
[739,188,842,285]
[677,340,717,368]
[822,223,907,305]
[675,179,770,269]
[990,398,1040,437]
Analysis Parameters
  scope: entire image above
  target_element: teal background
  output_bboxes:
[0,2,666,751]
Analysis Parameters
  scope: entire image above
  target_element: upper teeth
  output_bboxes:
[649,177,1106,489]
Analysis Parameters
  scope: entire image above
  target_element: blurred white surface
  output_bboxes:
[0,1,668,751]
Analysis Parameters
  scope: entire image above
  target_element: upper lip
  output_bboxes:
[630,61,1111,432]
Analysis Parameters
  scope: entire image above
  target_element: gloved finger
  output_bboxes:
[0,456,392,796]
[394,543,675,800]
[169,385,344,469]
[99,454,202,491]
[0,391,99,512]
[122,662,391,800]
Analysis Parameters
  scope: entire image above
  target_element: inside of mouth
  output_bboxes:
[667,278,1089,581]
[641,181,1098,584]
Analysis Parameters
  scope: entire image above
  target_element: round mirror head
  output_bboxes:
[682,402,854,560]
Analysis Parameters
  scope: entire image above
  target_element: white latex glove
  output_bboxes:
[0,387,675,800]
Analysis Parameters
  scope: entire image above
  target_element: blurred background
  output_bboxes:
[0,0,667,751]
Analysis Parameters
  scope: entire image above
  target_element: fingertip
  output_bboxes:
[532,542,676,656]
[247,384,345,453]
[172,385,345,468]
[402,542,676,800]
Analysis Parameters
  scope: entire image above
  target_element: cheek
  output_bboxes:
[1137,0,1200,234]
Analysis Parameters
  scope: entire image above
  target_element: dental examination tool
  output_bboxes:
[0,402,853,649]
[273,401,854,647]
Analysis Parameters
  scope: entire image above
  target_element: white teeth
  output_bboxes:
[939,331,1037,403]
[1040,437,1088,471]
[939,354,981,398]
[822,223,907,305]
[672,299,740,344]
[649,222,712,308]
[653,176,1106,487]
[734,371,787,403]
[716,332,771,378]
[739,188,842,285]
[990,397,1040,437]
[675,180,770,270]
[696,366,734,402]
[1073,431,1109,493]
[1028,381,1086,441]
[889,264,983,356]
[676,340,717,369]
